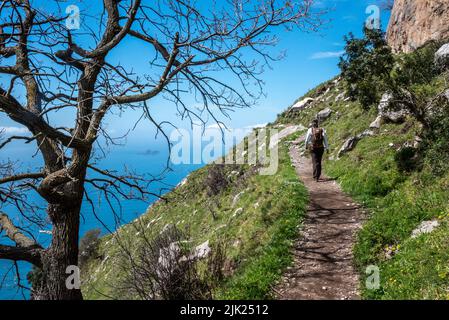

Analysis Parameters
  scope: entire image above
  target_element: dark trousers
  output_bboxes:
[310,147,325,180]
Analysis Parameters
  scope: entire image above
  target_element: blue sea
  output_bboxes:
[0,143,203,300]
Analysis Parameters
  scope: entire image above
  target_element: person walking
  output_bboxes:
[305,119,329,182]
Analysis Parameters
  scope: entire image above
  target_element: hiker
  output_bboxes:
[305,119,329,182]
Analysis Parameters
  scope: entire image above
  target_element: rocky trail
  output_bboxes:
[275,135,365,300]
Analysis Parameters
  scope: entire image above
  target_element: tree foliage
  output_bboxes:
[339,27,394,109]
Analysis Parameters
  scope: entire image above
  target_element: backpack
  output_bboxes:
[311,128,324,150]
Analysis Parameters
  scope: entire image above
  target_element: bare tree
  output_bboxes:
[0,0,321,300]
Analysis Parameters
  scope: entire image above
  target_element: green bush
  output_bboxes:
[422,101,449,176]
[339,27,394,109]
[395,146,421,173]
[392,41,441,87]
[79,229,102,269]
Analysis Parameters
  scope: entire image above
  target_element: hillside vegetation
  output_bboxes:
[82,133,309,299]
[276,33,449,299]
[83,29,449,300]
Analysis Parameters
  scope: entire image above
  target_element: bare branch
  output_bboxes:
[0,172,45,184]
[0,212,43,267]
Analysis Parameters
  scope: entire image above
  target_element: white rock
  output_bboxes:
[337,130,373,158]
[232,208,243,218]
[158,242,181,268]
[335,92,345,102]
[290,97,315,111]
[378,93,408,123]
[413,136,423,148]
[317,108,333,121]
[215,224,227,231]
[435,43,449,69]
[232,191,245,208]
[338,136,360,158]
[411,220,440,238]
[147,216,162,228]
[178,175,189,187]
[322,87,331,98]
[192,240,211,259]
[160,223,173,235]
[370,115,383,129]
[357,130,375,139]
[232,239,242,248]
[357,129,374,140]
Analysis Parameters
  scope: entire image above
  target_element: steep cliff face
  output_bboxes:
[387,0,449,53]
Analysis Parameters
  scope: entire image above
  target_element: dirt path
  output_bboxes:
[275,137,364,300]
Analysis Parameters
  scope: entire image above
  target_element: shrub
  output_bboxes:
[392,42,441,87]
[205,164,229,196]
[118,225,226,300]
[27,266,49,300]
[395,146,421,173]
[422,101,449,176]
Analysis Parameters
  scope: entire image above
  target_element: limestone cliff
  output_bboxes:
[387,0,449,53]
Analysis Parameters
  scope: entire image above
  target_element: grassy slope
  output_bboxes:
[276,75,449,299]
[83,132,308,300]
[84,50,449,300]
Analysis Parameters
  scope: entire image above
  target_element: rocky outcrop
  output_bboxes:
[387,0,449,53]
[338,137,359,158]
[337,130,375,158]
[435,43,449,69]
[369,92,411,131]
[369,116,383,129]
[290,97,314,111]
[317,108,332,121]
[378,93,408,124]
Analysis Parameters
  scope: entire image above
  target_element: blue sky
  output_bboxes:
[0,0,391,154]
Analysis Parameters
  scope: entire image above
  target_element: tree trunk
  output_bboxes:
[41,202,83,300]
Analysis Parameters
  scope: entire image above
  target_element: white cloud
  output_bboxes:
[0,126,29,135]
[310,50,345,60]
[245,123,267,129]
[313,0,349,9]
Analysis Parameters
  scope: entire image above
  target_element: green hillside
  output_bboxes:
[82,132,309,300]
[83,36,449,300]
[275,39,449,299]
